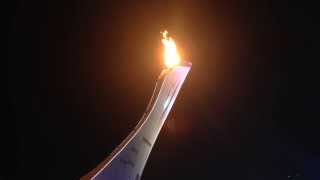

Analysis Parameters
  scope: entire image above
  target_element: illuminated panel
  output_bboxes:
[81,63,191,180]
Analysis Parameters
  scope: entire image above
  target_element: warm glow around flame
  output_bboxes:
[162,30,181,68]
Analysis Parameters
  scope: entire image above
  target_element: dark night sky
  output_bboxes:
[6,0,320,179]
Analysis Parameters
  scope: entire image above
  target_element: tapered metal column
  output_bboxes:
[81,63,191,180]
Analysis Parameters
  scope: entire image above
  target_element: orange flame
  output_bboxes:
[161,30,181,68]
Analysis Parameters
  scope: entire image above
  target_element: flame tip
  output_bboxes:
[161,30,180,68]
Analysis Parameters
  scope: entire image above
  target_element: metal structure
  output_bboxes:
[81,63,191,180]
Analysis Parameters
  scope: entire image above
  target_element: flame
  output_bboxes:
[161,30,181,68]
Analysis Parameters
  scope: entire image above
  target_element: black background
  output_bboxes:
[6,0,320,179]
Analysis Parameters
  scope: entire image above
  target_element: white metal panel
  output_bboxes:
[81,64,191,180]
